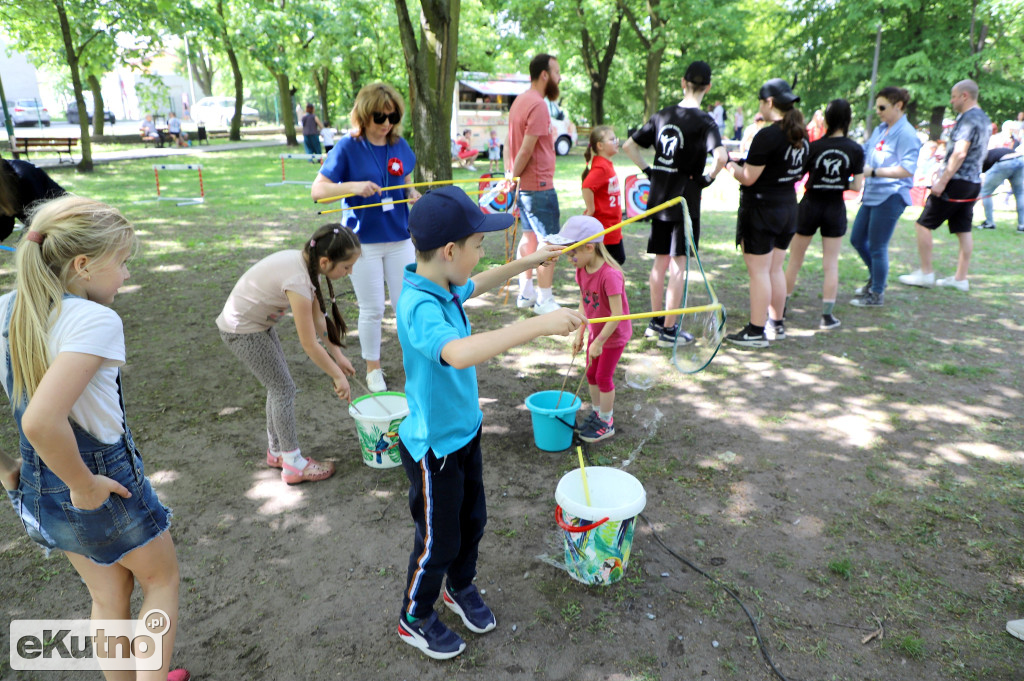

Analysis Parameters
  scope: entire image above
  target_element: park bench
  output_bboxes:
[14,137,78,164]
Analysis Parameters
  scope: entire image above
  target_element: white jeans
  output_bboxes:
[349,239,414,361]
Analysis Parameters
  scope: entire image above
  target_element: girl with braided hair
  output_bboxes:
[217,224,361,484]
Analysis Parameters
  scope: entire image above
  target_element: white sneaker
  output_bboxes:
[936,275,969,291]
[897,269,935,288]
[1007,619,1024,641]
[516,293,536,309]
[366,369,387,393]
[532,298,561,315]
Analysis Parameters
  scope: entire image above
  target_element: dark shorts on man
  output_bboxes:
[917,179,980,234]
[736,192,797,255]
[797,195,848,238]
[516,189,561,239]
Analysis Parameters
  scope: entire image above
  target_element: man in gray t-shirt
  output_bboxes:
[898,79,991,292]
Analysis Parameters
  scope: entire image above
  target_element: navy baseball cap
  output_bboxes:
[408,185,514,251]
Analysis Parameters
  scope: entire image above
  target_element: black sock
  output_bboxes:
[653,316,665,326]
[748,323,765,334]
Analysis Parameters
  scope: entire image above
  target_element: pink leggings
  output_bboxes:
[586,342,625,393]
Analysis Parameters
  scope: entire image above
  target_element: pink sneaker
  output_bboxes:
[281,457,335,484]
[266,450,282,468]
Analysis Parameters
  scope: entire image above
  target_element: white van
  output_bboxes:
[451,72,578,159]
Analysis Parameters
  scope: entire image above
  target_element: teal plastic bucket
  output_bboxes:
[555,467,647,585]
[524,390,581,452]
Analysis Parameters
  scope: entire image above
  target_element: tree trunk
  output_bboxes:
[314,66,331,126]
[929,105,945,141]
[394,0,459,183]
[620,0,665,120]
[55,0,92,172]
[642,46,664,119]
[216,0,244,142]
[277,72,298,146]
[191,43,215,98]
[590,83,606,125]
[87,74,104,137]
[575,1,622,126]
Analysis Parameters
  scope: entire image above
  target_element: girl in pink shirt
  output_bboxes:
[552,216,632,442]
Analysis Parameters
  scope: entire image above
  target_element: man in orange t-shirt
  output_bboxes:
[506,53,562,315]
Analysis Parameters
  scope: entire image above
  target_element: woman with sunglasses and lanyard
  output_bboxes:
[313,83,419,393]
[848,86,919,308]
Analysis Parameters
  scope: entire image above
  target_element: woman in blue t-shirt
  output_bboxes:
[312,83,419,393]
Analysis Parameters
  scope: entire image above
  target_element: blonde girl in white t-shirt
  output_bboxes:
[0,195,188,680]
[217,224,360,484]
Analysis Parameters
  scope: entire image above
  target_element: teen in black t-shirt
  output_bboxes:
[622,60,728,348]
[783,99,865,331]
[724,78,809,347]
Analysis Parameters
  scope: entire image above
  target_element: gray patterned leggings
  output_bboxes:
[220,328,298,452]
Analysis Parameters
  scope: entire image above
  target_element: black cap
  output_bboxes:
[408,186,514,251]
[684,61,712,86]
[758,78,800,106]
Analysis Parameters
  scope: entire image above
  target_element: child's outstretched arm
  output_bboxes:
[441,308,585,370]
[470,243,563,298]
[21,353,132,511]
[288,291,354,401]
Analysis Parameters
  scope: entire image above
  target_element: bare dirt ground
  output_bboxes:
[2,181,1022,681]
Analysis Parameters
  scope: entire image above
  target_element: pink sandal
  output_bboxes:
[281,457,335,484]
[266,450,282,468]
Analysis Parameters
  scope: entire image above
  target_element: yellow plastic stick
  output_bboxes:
[588,303,722,325]
[576,446,592,506]
[559,196,684,253]
[315,176,519,204]
[317,188,494,215]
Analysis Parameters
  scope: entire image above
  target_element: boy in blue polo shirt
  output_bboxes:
[396,186,585,659]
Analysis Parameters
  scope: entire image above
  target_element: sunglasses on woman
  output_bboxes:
[372,111,401,125]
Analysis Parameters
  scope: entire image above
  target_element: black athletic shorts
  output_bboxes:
[646,178,703,255]
[797,195,848,238]
[736,191,797,256]
[917,179,980,234]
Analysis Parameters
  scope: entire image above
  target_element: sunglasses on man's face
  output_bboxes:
[372,111,401,125]
[876,104,888,112]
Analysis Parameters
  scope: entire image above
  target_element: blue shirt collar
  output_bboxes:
[403,263,458,303]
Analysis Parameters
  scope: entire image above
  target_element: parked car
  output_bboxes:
[2,99,51,127]
[192,97,259,127]
[66,101,115,125]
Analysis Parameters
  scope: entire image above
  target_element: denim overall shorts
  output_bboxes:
[3,294,171,565]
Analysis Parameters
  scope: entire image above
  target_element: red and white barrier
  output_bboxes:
[152,164,205,206]
[266,154,323,187]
